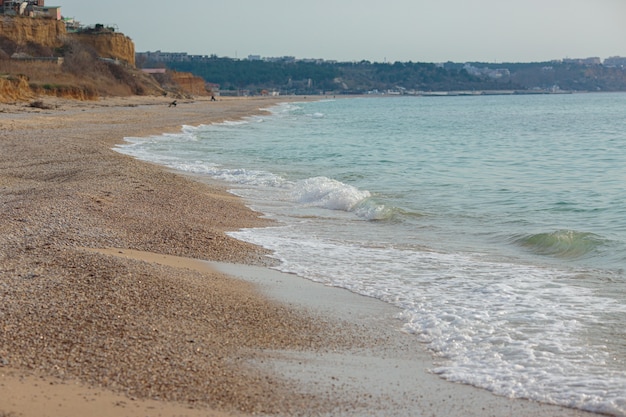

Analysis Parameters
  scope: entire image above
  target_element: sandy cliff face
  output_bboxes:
[69,32,135,66]
[0,17,66,48]
[169,71,210,96]
[0,75,34,101]
[0,17,135,66]
[0,75,100,103]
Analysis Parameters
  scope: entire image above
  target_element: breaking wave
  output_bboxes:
[289,176,393,220]
[511,230,607,259]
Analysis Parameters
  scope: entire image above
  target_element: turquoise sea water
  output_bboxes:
[117,94,626,415]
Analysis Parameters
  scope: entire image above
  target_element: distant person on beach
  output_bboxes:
[169,100,177,107]
[211,95,216,101]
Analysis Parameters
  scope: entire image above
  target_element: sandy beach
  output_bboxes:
[0,95,601,416]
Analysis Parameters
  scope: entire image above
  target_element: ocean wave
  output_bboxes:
[121,129,197,148]
[511,230,606,259]
[291,176,370,211]
[215,119,250,126]
[263,102,302,115]
[181,124,201,134]
[353,200,396,221]
[170,162,285,187]
[286,177,400,221]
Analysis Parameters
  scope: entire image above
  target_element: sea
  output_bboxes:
[116,93,626,416]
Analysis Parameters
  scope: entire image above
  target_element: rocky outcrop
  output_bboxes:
[0,17,66,48]
[69,32,135,66]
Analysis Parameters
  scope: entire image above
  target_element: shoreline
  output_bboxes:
[0,96,599,416]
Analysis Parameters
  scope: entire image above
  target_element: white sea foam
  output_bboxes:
[117,135,382,218]
[217,119,251,126]
[263,102,302,116]
[180,124,201,133]
[230,226,626,415]
[290,176,371,212]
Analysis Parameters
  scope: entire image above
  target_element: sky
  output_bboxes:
[57,0,626,63]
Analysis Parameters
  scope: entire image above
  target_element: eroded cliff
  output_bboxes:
[0,17,135,65]
[69,32,135,66]
[0,75,33,101]
[0,17,66,48]
[169,71,210,96]
[0,17,200,101]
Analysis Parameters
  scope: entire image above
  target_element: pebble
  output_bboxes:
[0,97,363,415]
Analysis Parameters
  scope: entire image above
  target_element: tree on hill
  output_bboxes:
[139,55,626,94]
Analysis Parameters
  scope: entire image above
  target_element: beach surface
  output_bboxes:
[0,95,599,416]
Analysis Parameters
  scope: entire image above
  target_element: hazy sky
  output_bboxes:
[58,0,625,63]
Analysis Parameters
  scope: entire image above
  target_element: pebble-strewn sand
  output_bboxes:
[0,96,365,416]
[0,96,601,417]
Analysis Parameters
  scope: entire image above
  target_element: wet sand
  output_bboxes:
[0,96,599,416]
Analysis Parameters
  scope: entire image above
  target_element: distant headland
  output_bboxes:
[137,51,626,96]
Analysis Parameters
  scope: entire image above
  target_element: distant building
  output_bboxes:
[0,0,44,7]
[137,50,192,63]
[300,58,326,64]
[206,82,220,95]
[463,64,510,79]
[63,16,81,31]
[136,51,342,66]
[0,0,61,19]
[141,68,167,74]
[264,56,296,63]
[604,56,626,67]
[38,5,60,19]
[563,57,602,65]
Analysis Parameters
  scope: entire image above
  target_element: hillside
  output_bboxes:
[146,55,626,95]
[0,16,208,102]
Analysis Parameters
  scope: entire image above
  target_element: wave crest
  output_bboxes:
[291,177,371,211]
[511,230,606,259]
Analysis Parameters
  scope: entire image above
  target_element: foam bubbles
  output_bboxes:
[229,225,626,416]
[290,176,371,211]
